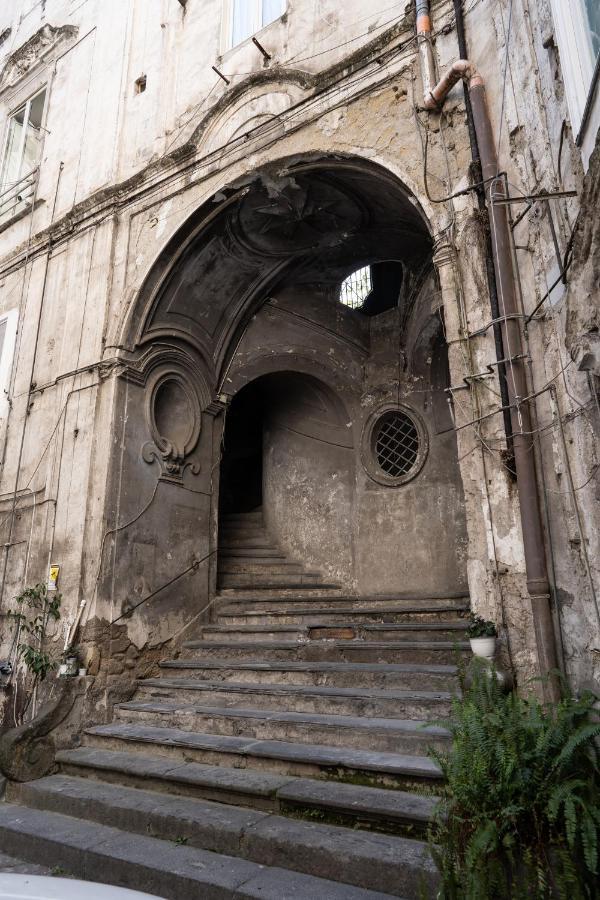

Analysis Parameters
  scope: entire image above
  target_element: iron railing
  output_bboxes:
[0,168,38,225]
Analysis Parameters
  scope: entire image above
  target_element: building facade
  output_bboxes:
[0,0,597,727]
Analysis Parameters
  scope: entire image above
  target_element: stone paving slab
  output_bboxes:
[0,852,53,875]
[0,803,399,900]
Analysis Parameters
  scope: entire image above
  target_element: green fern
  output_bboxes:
[428,662,600,899]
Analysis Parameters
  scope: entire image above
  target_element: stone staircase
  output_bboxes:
[0,561,470,897]
[217,509,339,591]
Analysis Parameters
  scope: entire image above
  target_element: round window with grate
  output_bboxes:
[361,405,428,486]
[374,411,419,477]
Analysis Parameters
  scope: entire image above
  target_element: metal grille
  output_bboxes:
[339,266,372,309]
[374,411,419,478]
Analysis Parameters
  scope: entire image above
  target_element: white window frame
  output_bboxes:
[550,0,600,169]
[222,0,286,53]
[0,86,47,192]
[0,308,18,422]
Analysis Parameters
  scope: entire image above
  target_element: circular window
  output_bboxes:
[361,404,428,486]
[374,410,419,477]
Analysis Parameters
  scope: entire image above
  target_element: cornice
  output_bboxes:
[0,24,78,94]
[0,18,417,278]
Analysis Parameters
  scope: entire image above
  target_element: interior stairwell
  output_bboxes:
[0,549,470,897]
[217,508,339,591]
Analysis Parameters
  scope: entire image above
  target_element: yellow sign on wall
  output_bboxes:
[48,565,60,591]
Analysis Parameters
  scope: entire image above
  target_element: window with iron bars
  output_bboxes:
[339,266,372,310]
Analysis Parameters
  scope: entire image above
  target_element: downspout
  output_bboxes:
[453,1,515,456]
[415,2,559,694]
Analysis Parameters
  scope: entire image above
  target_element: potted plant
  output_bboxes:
[467,614,497,659]
[60,646,80,677]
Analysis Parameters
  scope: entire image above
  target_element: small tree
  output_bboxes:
[9,583,62,722]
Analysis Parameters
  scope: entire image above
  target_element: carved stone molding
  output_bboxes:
[0,25,78,92]
[143,366,202,484]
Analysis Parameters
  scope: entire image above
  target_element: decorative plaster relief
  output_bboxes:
[0,25,78,92]
[142,366,202,484]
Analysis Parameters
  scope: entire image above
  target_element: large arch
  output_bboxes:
[99,153,466,644]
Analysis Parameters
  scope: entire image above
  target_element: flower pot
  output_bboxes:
[63,655,79,676]
[470,636,496,660]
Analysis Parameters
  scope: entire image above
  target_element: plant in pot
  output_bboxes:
[60,646,80,677]
[467,614,497,659]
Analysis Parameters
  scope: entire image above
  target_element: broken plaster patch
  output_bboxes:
[317,107,347,137]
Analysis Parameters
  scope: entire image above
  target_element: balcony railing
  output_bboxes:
[0,168,39,227]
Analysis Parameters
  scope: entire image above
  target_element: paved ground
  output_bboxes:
[0,852,54,875]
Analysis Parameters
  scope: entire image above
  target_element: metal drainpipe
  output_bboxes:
[415,1,559,694]
[453,0,514,458]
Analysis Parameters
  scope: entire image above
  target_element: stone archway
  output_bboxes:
[103,153,467,640]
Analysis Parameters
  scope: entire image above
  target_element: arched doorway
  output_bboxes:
[218,371,355,590]
[107,154,468,635]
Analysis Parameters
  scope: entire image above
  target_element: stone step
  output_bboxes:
[219,526,271,539]
[218,573,331,589]
[84,722,443,787]
[136,678,455,719]
[216,605,468,626]
[221,511,264,523]
[218,548,288,559]
[9,776,437,897]
[159,658,460,691]
[200,623,467,643]
[115,701,450,754]
[215,587,348,602]
[0,803,397,900]
[181,639,469,664]
[56,747,441,833]
[218,539,282,551]
[217,561,308,575]
[216,590,467,609]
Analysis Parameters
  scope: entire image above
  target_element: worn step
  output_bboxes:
[219,524,270,536]
[159,658,460,691]
[218,539,282,551]
[218,573,331,589]
[216,590,467,609]
[181,639,469,664]
[137,678,455,719]
[84,722,443,787]
[115,701,449,753]
[217,605,468,626]
[0,803,397,899]
[56,747,440,833]
[215,587,348,603]
[221,511,264,523]
[218,548,288,559]
[9,776,437,897]
[217,561,308,576]
[199,623,467,644]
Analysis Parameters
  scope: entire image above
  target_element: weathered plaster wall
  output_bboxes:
[0,0,598,724]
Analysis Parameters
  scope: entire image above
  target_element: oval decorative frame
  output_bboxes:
[143,366,202,482]
[361,403,429,487]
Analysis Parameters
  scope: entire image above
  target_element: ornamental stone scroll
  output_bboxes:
[142,366,202,484]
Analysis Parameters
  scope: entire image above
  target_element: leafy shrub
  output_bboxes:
[466,614,497,639]
[428,664,600,899]
[9,583,61,682]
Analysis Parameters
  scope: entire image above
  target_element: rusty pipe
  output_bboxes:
[422,59,481,110]
[415,1,559,690]
[416,0,436,101]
